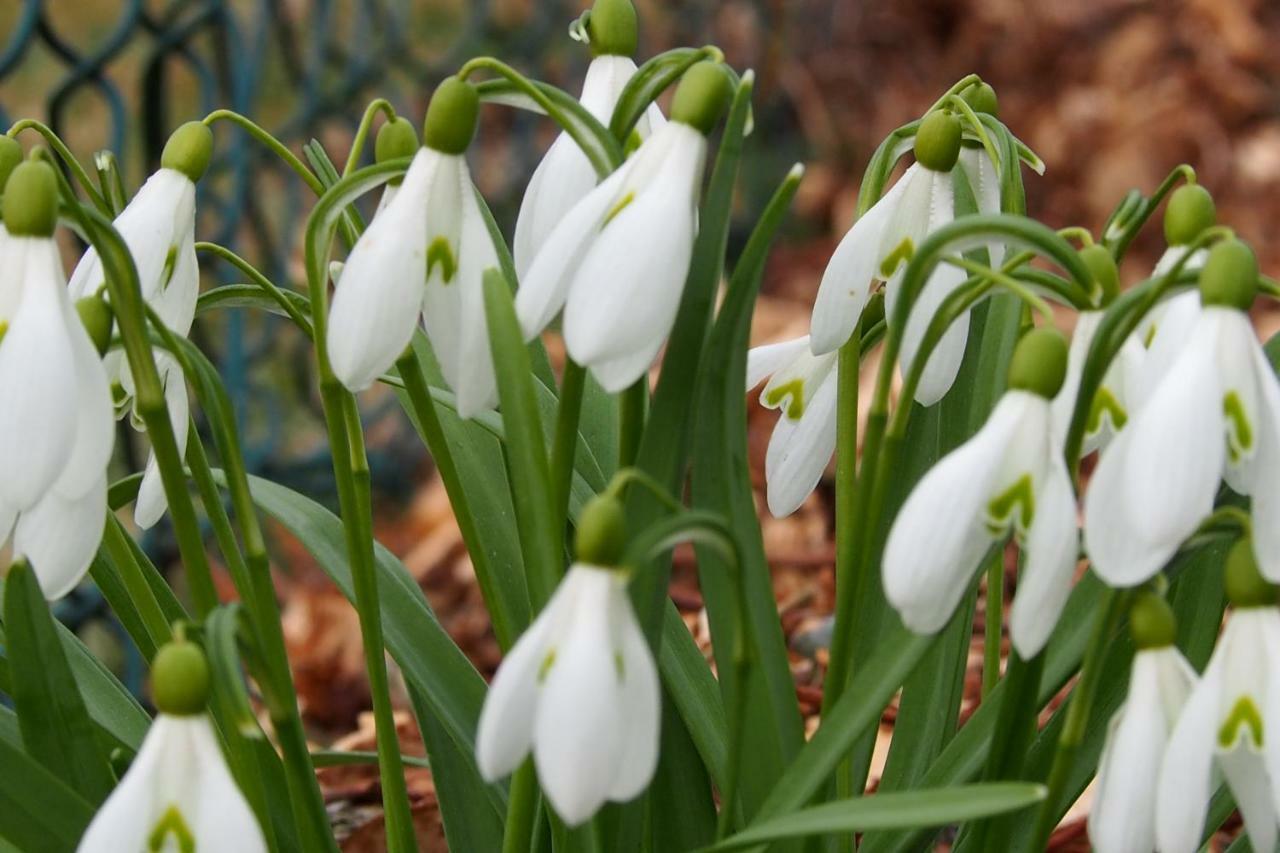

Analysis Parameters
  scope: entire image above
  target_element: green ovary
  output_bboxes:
[986,473,1035,536]
[1223,391,1253,464]
[764,379,806,420]
[148,805,196,853]
[1218,696,1264,749]
[427,236,458,283]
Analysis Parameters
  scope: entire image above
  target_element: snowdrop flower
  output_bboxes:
[515,60,731,393]
[79,639,266,852]
[327,78,504,418]
[69,121,210,530]
[883,328,1079,657]
[476,495,659,825]
[1084,240,1280,587]
[513,0,663,277]
[746,334,838,516]
[1156,540,1280,853]
[1088,593,1196,853]
[0,160,114,599]
[811,109,971,406]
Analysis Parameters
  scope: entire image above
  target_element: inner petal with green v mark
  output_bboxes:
[764,378,807,420]
[148,805,196,853]
[1218,695,1264,750]
[160,245,178,291]
[986,473,1035,536]
[1086,386,1127,435]
[879,237,914,280]
[427,236,458,284]
[1223,390,1254,465]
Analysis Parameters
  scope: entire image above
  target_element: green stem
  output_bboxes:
[343,99,397,176]
[550,360,587,548]
[1103,164,1196,260]
[618,378,647,469]
[503,763,539,853]
[981,549,1004,699]
[6,119,110,214]
[195,242,313,336]
[100,516,172,652]
[203,109,326,196]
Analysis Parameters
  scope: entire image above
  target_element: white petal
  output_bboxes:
[1122,313,1224,546]
[532,568,624,825]
[764,369,837,517]
[604,575,660,801]
[327,149,434,391]
[1133,289,1200,411]
[134,356,190,530]
[514,137,600,281]
[1009,454,1078,658]
[1248,339,1280,581]
[77,713,179,851]
[183,716,268,851]
[150,235,199,337]
[1156,655,1224,853]
[959,147,1004,268]
[746,335,811,391]
[13,475,106,600]
[1051,310,1101,446]
[1220,748,1278,853]
[883,391,1028,634]
[0,238,78,509]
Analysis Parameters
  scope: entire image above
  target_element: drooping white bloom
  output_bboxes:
[1155,607,1280,853]
[1088,645,1196,853]
[513,54,663,278]
[746,335,838,517]
[327,145,502,417]
[1050,309,1145,455]
[77,713,266,852]
[0,227,113,598]
[883,387,1078,657]
[958,145,1004,268]
[1083,305,1280,587]
[514,119,707,392]
[68,165,200,530]
[476,563,660,825]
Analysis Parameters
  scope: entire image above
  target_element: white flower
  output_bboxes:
[1050,309,1145,455]
[77,713,266,852]
[810,161,968,406]
[327,145,501,418]
[1156,607,1280,853]
[1088,645,1196,853]
[69,165,200,530]
[513,54,663,278]
[475,563,660,825]
[746,334,838,517]
[882,388,1078,657]
[514,119,706,392]
[1083,306,1280,587]
[0,228,113,598]
[958,145,1004,268]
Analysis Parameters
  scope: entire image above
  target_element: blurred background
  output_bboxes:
[3,0,1279,848]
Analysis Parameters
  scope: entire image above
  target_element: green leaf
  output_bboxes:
[1,564,115,802]
[706,784,1045,852]
[195,283,314,329]
[0,734,96,852]
[609,48,710,142]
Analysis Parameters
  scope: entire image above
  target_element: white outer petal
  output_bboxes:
[13,475,107,600]
[1218,748,1277,853]
[1156,649,1224,853]
[183,715,268,851]
[134,356,190,530]
[1133,289,1200,411]
[1009,450,1078,658]
[764,368,838,517]
[1051,310,1101,446]
[604,573,660,801]
[1248,339,1280,581]
[959,147,1004,267]
[883,391,1029,635]
[327,148,434,391]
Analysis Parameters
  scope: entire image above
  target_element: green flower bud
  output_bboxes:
[961,82,999,117]
[587,0,638,57]
[0,136,22,194]
[376,117,419,186]
[76,295,114,355]
[1163,184,1216,247]
[1079,244,1119,307]
[423,77,480,156]
[160,121,213,183]
[1006,326,1068,399]
[150,639,211,716]
[2,161,58,238]
[1198,239,1257,311]
[1225,538,1277,609]
[670,61,733,136]
[913,110,962,173]
[1128,591,1177,649]
[575,493,627,567]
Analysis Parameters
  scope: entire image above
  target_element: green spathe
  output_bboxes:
[913,110,962,173]
[424,77,480,155]
[1163,183,1216,247]
[150,640,211,716]
[161,121,213,183]
[0,136,22,193]
[587,0,638,57]
[1079,244,1119,306]
[2,160,58,237]
[1225,538,1277,609]
[1006,327,1068,399]
[670,61,733,135]
[1128,591,1177,649]
[1199,238,1257,311]
[575,493,627,567]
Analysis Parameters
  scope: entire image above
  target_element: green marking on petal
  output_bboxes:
[624,129,644,156]
[1218,696,1264,749]
[986,473,1035,535]
[148,805,196,853]
[764,378,807,420]
[0,319,8,346]
[537,649,556,683]
[427,236,458,283]
[603,191,636,227]
[1224,391,1254,464]
[1143,323,1157,348]
[160,245,178,291]
[879,237,914,280]
[614,652,625,680]
[1086,386,1127,435]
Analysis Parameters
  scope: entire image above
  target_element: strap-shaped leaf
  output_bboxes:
[0,734,95,852]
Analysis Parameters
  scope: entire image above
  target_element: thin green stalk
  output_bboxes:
[343,99,396,176]
[981,550,1004,699]
[551,360,587,552]
[203,110,326,196]
[718,651,752,841]
[618,378,647,469]
[503,763,539,853]
[195,242,313,336]
[100,516,172,652]
[7,119,110,213]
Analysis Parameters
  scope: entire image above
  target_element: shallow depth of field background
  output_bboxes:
[2,0,1279,848]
